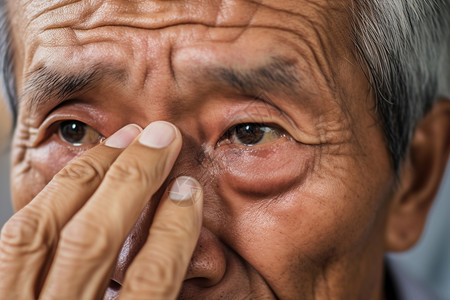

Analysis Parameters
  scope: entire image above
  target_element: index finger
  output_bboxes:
[0,124,142,298]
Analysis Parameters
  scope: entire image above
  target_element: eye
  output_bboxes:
[219,123,285,147]
[58,120,103,146]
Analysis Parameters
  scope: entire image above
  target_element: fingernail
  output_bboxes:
[169,176,202,205]
[105,124,142,148]
[139,121,177,149]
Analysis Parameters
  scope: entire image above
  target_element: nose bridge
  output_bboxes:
[165,127,231,235]
[164,129,204,181]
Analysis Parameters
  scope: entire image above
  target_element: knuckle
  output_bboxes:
[55,155,105,184]
[58,217,111,263]
[107,157,160,185]
[0,208,53,256]
[147,252,179,284]
[125,254,178,297]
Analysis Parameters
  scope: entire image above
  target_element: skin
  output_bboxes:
[2,0,450,299]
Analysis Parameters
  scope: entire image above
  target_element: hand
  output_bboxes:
[0,121,203,299]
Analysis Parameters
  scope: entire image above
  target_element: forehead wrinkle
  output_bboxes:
[23,0,260,34]
[22,0,84,22]
[246,2,349,94]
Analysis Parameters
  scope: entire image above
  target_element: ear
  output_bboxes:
[386,98,450,252]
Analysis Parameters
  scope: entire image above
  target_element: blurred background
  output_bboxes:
[0,94,449,299]
[0,94,12,230]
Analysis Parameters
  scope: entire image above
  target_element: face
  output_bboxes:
[9,0,396,299]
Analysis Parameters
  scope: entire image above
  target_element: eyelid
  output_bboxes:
[225,97,329,146]
[34,114,104,147]
[217,123,289,148]
[218,114,298,146]
[221,109,324,146]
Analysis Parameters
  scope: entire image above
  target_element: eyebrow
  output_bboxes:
[208,57,302,97]
[22,64,128,112]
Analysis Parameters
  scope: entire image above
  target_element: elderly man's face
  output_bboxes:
[9,0,396,298]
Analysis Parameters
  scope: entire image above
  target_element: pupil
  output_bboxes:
[61,121,86,144]
[235,124,264,145]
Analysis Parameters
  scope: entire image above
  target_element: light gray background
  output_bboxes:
[1,139,449,299]
[0,145,12,227]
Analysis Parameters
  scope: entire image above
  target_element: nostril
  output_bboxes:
[185,255,227,287]
[184,277,221,288]
[184,228,227,287]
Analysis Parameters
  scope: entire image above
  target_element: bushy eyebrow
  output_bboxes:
[22,64,128,112]
[209,57,302,97]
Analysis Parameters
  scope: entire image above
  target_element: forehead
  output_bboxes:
[9,0,351,74]
[12,0,348,26]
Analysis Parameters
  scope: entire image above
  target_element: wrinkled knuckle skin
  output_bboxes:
[58,218,111,264]
[0,210,52,257]
[55,155,105,185]
[107,157,159,186]
[124,254,179,298]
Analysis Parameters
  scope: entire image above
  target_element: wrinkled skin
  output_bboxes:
[6,0,401,299]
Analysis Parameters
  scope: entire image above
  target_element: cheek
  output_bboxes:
[209,141,319,273]
[212,143,393,287]
[11,141,81,211]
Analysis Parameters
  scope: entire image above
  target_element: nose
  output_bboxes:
[184,227,226,287]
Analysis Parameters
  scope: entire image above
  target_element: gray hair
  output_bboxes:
[0,0,449,171]
[0,0,16,124]
[351,0,450,171]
